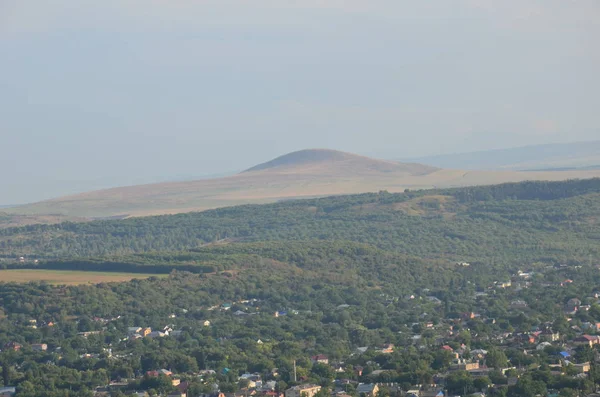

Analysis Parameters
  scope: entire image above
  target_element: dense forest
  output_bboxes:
[1,179,600,268]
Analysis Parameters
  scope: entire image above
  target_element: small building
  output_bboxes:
[285,385,321,397]
[311,354,329,365]
[356,384,379,397]
[451,358,480,371]
[31,343,48,351]
[573,362,591,374]
[127,327,142,335]
[3,342,21,352]
[0,387,16,397]
[574,335,599,347]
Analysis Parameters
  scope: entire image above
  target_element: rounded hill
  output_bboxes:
[243,149,438,175]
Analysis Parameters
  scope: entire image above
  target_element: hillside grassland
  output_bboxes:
[0,269,163,285]
[7,149,600,219]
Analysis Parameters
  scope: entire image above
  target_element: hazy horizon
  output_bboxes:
[2,1,599,204]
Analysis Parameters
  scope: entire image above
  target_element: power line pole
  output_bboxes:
[293,360,297,383]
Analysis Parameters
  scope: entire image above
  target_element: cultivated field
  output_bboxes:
[0,269,163,285]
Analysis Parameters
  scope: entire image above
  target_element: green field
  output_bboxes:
[0,269,164,285]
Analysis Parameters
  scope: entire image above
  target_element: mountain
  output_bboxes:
[406,140,600,171]
[7,148,600,221]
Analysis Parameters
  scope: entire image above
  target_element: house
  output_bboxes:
[567,298,582,307]
[127,327,142,335]
[573,362,591,374]
[540,329,560,342]
[451,358,480,371]
[574,335,599,347]
[471,349,488,358]
[356,384,379,397]
[537,342,552,351]
[0,387,16,397]
[147,369,173,377]
[147,331,166,338]
[379,344,394,354]
[285,384,321,397]
[311,355,329,365]
[141,327,152,337]
[31,343,48,351]
[3,342,21,352]
[510,300,528,308]
[497,281,512,288]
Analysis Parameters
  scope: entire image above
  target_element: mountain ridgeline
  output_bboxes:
[2,179,600,276]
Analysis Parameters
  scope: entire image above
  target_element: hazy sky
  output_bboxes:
[1,0,599,204]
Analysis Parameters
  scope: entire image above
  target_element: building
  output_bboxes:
[451,358,480,371]
[356,384,379,397]
[573,362,591,374]
[0,387,16,397]
[127,327,142,335]
[311,354,329,365]
[31,343,48,351]
[285,384,321,397]
[574,335,599,347]
[540,329,560,342]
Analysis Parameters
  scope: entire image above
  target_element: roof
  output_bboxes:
[356,384,377,394]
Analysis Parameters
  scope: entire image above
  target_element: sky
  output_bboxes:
[1,0,599,204]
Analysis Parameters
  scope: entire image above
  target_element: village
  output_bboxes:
[3,265,600,397]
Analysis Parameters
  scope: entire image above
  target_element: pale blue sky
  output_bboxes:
[1,0,599,204]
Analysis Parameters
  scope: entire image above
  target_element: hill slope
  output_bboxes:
[7,149,600,220]
[3,179,600,271]
[244,148,437,175]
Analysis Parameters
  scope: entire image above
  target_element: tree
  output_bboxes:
[486,348,508,369]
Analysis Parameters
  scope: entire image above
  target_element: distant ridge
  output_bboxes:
[406,140,600,171]
[244,149,438,175]
[7,148,600,221]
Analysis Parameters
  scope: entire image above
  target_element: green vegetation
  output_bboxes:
[1,179,600,396]
[2,179,600,268]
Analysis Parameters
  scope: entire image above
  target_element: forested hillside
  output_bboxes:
[2,179,600,268]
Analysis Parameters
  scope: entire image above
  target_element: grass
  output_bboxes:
[0,269,165,285]
[7,149,600,220]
